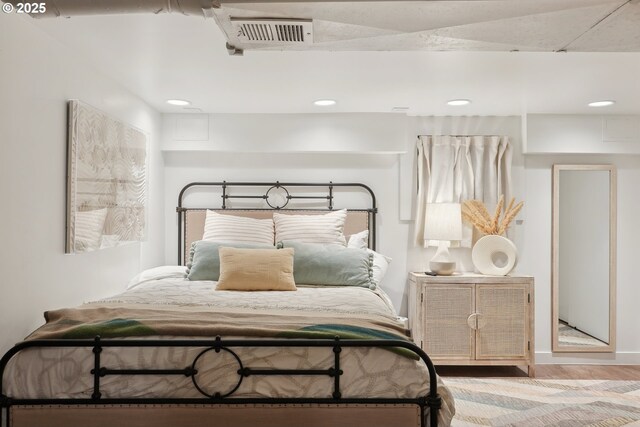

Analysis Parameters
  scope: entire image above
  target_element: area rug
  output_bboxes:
[558,323,608,348]
[445,378,640,426]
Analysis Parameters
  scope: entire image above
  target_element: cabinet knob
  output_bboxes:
[467,313,478,330]
[467,313,487,330]
[476,313,487,329]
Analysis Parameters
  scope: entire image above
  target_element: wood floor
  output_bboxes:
[437,365,640,380]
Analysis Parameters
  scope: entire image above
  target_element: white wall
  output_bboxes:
[522,114,640,362]
[163,112,640,363]
[162,136,412,312]
[162,113,407,153]
[0,14,165,355]
[526,114,640,154]
[522,155,640,364]
[404,116,526,277]
[2,10,638,369]
[161,112,411,308]
[162,114,524,315]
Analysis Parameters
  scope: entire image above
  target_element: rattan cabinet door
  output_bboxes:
[423,285,474,359]
[475,285,529,360]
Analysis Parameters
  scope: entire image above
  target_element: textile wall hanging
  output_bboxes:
[66,100,147,253]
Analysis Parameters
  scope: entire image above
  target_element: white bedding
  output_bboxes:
[3,269,454,425]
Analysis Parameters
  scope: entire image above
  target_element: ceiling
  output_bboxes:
[20,5,640,115]
[214,0,640,53]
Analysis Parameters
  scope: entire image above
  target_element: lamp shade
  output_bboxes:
[424,203,463,241]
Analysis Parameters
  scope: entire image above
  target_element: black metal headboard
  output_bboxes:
[176,181,378,264]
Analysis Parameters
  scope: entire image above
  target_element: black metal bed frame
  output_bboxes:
[0,181,443,427]
[1,337,442,427]
[177,181,378,263]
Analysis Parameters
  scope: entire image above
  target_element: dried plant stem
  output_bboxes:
[470,200,492,223]
[505,197,515,217]
[498,201,524,235]
[462,195,523,236]
[462,211,494,235]
[490,195,504,234]
[462,203,495,234]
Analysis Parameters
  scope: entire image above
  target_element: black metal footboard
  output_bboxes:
[0,336,442,427]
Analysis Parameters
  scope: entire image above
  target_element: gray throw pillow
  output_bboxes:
[187,240,274,281]
[278,241,374,289]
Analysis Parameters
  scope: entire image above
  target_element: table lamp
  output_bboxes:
[424,203,463,275]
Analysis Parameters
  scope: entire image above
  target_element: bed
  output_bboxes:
[0,182,454,427]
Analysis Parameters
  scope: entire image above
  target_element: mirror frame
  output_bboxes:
[552,164,617,353]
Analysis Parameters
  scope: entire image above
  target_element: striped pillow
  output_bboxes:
[75,208,108,251]
[203,211,274,245]
[274,209,347,246]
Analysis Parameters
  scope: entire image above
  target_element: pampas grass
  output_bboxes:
[462,195,523,236]
[461,202,494,235]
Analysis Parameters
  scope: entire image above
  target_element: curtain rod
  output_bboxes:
[417,134,506,137]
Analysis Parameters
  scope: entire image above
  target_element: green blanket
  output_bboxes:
[29,303,418,359]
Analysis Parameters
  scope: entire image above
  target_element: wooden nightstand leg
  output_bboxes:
[528,364,536,378]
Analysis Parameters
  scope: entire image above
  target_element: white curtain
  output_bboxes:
[414,135,512,248]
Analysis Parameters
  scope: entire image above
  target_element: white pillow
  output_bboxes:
[203,210,274,245]
[128,266,188,289]
[75,208,108,251]
[274,209,347,246]
[368,249,391,288]
[348,230,369,250]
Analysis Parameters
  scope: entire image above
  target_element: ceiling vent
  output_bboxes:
[231,19,313,45]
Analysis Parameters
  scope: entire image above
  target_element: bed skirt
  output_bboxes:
[10,403,422,427]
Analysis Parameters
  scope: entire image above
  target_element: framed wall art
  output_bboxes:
[66,100,147,253]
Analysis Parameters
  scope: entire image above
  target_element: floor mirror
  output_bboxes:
[552,164,616,353]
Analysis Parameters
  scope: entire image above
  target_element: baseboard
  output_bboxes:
[535,351,640,365]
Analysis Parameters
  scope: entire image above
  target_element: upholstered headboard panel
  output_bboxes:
[177,182,377,265]
[183,209,370,265]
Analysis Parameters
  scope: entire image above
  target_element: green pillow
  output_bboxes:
[278,241,374,289]
[187,241,274,281]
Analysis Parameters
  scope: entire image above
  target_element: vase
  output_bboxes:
[471,235,518,276]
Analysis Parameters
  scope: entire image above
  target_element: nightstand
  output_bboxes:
[408,272,535,377]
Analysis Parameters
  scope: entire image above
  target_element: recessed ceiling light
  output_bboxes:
[447,99,471,106]
[313,99,337,107]
[166,99,191,106]
[588,100,615,107]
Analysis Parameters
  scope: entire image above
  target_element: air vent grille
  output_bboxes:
[232,19,313,45]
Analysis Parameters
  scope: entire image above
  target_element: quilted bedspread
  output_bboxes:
[30,282,413,354]
[4,275,455,426]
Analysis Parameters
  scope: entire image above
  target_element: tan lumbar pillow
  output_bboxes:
[216,247,297,291]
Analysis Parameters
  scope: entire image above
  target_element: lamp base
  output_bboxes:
[429,241,457,275]
[429,260,456,276]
